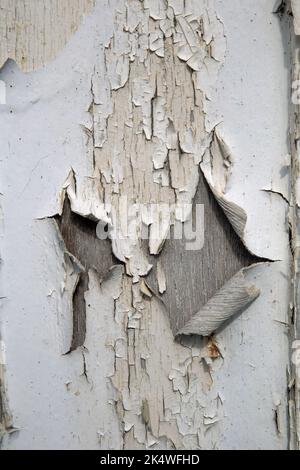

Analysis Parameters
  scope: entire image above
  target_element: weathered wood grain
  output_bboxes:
[146,170,260,334]
[0,0,95,71]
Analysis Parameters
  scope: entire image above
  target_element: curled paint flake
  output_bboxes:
[292,0,300,35]
[176,268,260,337]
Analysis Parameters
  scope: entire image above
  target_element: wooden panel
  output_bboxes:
[55,197,119,350]
[146,170,259,334]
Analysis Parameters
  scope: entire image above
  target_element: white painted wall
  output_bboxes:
[0,0,292,449]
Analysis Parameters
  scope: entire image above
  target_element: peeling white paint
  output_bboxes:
[0,0,291,450]
[88,0,227,272]
[201,130,248,243]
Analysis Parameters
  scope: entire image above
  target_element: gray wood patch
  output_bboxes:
[146,170,260,335]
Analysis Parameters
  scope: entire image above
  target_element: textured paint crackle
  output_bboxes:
[0,0,290,451]
[0,340,15,444]
[45,0,273,448]
[291,0,300,35]
[0,199,15,444]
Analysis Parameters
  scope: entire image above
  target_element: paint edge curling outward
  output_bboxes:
[291,0,300,35]
[176,267,260,337]
[44,1,264,343]
[51,130,264,342]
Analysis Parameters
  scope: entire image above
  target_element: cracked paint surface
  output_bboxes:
[0,0,291,450]
[0,0,95,72]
